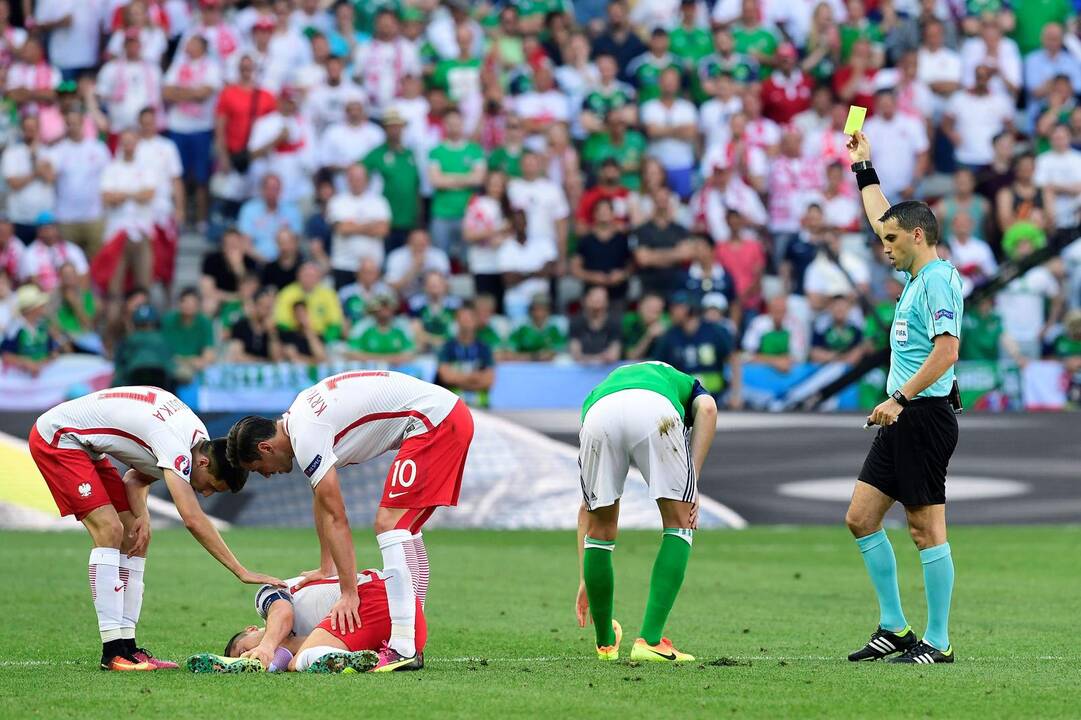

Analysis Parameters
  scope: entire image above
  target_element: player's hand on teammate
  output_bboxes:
[329,590,361,634]
[127,514,151,558]
[292,567,331,590]
[846,131,871,164]
[868,396,904,427]
[238,570,287,588]
[575,581,590,628]
[240,643,276,670]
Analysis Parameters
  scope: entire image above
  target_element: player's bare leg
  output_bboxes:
[291,628,377,674]
[117,510,177,669]
[82,506,151,671]
[630,499,695,663]
[580,501,622,658]
[372,505,423,671]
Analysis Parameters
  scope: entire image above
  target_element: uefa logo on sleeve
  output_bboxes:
[175,455,191,477]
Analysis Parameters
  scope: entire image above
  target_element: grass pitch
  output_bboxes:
[1,526,1079,719]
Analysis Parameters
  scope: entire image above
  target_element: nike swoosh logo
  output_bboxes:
[114,584,124,592]
[644,648,677,660]
[388,491,408,498]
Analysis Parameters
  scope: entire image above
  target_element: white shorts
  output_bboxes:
[578,389,696,511]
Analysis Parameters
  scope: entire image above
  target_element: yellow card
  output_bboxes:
[844,105,867,135]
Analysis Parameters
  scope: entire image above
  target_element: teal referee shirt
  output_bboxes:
[887,258,964,398]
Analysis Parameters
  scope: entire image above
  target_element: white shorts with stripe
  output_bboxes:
[578,389,696,511]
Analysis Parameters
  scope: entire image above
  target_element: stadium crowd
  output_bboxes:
[1,0,1081,408]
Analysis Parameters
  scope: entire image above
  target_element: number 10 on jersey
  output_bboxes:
[390,459,417,488]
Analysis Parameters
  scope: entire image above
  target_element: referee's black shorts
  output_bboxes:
[858,396,959,507]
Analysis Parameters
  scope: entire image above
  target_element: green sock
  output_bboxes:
[583,536,615,647]
[640,529,693,646]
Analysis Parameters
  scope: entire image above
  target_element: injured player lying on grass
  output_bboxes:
[186,570,427,674]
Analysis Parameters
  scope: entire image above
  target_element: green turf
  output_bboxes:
[1,526,1079,718]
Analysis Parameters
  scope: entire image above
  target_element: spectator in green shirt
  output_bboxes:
[474,293,507,351]
[345,292,416,363]
[626,29,681,104]
[431,24,482,107]
[1052,310,1081,374]
[409,270,460,351]
[1012,0,1071,55]
[1,284,60,376]
[863,277,902,352]
[488,116,526,178]
[162,287,216,382]
[582,113,647,190]
[580,53,637,139]
[55,262,101,355]
[112,304,176,390]
[428,108,486,260]
[732,0,780,76]
[810,296,865,365]
[839,0,885,64]
[505,294,567,360]
[623,292,668,360]
[362,108,420,252]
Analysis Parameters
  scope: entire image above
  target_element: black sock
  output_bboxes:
[125,639,138,657]
[102,639,128,660]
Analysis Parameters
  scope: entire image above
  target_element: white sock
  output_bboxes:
[408,533,430,608]
[377,529,416,657]
[294,646,342,672]
[88,548,124,643]
[119,555,145,641]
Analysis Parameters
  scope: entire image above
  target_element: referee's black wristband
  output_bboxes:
[855,167,881,191]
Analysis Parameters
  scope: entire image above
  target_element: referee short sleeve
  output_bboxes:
[924,272,962,340]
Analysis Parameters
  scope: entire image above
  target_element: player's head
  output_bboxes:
[191,438,249,496]
[227,416,293,476]
[224,625,264,657]
[877,201,939,272]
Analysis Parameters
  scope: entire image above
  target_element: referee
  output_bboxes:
[843,131,964,665]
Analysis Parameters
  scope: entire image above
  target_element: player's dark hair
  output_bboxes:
[878,201,939,246]
[227,416,278,468]
[224,630,246,657]
[199,438,249,493]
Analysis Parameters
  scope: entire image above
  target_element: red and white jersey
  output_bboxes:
[34,386,209,482]
[283,371,459,488]
[255,570,384,637]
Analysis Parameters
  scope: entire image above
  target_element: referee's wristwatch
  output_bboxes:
[891,390,910,407]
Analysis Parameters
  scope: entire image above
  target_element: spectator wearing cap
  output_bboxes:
[345,291,416,364]
[104,0,168,65]
[161,286,215,380]
[437,301,495,409]
[810,295,864,365]
[429,108,486,260]
[5,37,60,117]
[862,87,930,200]
[227,287,284,363]
[247,86,316,204]
[591,1,647,84]
[237,173,303,261]
[163,34,222,228]
[2,114,56,243]
[630,185,696,297]
[1,283,60,375]
[761,43,814,124]
[572,198,632,303]
[641,67,698,201]
[338,257,392,327]
[182,0,241,63]
[318,92,385,177]
[742,293,810,374]
[43,109,109,257]
[942,62,1016,172]
[385,228,451,300]
[274,261,343,341]
[409,270,460,352]
[363,108,420,252]
[19,211,89,293]
[1034,124,1081,234]
[214,53,275,180]
[576,159,631,233]
[353,9,421,117]
[654,290,742,404]
[111,302,176,389]
[569,285,621,365]
[504,294,567,361]
[32,0,102,81]
[327,164,391,287]
[96,30,164,136]
[200,226,260,315]
[99,128,157,296]
[134,108,184,252]
[304,51,361,133]
[627,29,681,105]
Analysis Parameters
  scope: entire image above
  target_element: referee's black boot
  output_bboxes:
[888,640,955,664]
[847,625,918,661]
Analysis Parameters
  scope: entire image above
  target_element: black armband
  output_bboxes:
[855,167,881,191]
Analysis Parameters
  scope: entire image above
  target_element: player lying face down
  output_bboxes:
[223,570,427,672]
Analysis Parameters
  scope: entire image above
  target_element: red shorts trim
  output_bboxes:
[315,577,427,653]
[379,399,473,513]
[28,426,130,520]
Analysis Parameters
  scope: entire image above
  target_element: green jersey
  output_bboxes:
[351,0,398,33]
[1053,334,1081,358]
[581,361,703,421]
[839,21,885,62]
[864,301,896,351]
[670,26,714,64]
[581,82,636,120]
[959,306,1003,361]
[508,319,566,355]
[431,58,482,103]
[161,311,215,359]
[348,320,415,355]
[429,141,485,219]
[478,322,504,350]
[697,52,759,85]
[1013,0,1073,55]
[57,290,96,335]
[363,144,421,229]
[582,130,647,189]
[732,25,778,76]
[626,52,680,103]
[488,145,524,177]
[888,259,964,398]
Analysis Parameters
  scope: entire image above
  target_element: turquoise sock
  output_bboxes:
[920,543,954,651]
[855,529,908,632]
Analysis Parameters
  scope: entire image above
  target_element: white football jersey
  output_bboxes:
[34,386,209,482]
[282,371,459,488]
[255,571,385,637]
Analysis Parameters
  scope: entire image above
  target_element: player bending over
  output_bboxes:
[575,361,717,662]
[29,386,283,671]
[227,370,473,671]
[199,571,428,674]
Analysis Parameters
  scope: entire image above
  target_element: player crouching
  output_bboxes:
[188,571,427,674]
[29,386,281,671]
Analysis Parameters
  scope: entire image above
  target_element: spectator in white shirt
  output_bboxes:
[134,108,184,238]
[641,66,698,200]
[514,61,570,142]
[960,17,1022,100]
[163,34,222,228]
[997,236,1063,357]
[942,63,1016,171]
[182,0,241,64]
[862,87,930,200]
[96,30,164,134]
[104,0,167,65]
[816,162,861,232]
[5,37,61,116]
[33,0,105,79]
[318,92,385,180]
[2,114,56,243]
[44,108,111,256]
[946,212,997,295]
[327,164,391,288]
[803,231,871,310]
[100,129,156,295]
[385,228,452,299]
[1035,124,1081,233]
[917,19,963,117]
[304,53,360,133]
[247,87,317,204]
[18,212,89,293]
[508,150,570,273]
[353,9,421,118]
